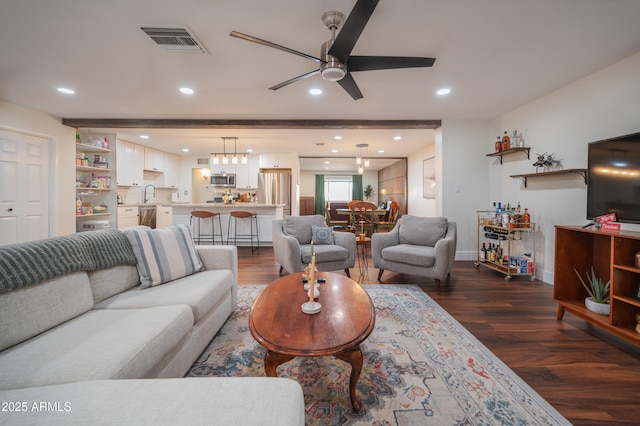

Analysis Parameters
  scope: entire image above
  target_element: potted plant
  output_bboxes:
[363,184,373,200]
[574,266,610,315]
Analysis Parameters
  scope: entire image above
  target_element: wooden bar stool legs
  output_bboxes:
[190,210,224,245]
[227,211,259,252]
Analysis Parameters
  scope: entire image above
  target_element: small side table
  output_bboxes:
[356,237,371,284]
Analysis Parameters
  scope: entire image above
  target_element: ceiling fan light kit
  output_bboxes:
[230,0,435,100]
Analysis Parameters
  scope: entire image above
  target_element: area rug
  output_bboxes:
[188,285,570,426]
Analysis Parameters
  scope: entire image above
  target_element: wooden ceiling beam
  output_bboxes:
[61,118,441,130]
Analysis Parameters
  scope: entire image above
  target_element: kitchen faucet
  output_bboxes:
[143,184,156,204]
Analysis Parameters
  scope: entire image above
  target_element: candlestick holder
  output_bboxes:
[301,301,321,314]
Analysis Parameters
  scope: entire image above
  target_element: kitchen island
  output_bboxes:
[171,203,285,245]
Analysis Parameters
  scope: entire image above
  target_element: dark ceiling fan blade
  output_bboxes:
[269,70,321,91]
[230,31,325,64]
[328,0,379,63]
[347,56,436,71]
[337,73,363,100]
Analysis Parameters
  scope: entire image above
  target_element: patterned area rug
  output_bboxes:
[188,285,570,426]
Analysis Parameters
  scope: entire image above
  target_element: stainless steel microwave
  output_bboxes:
[210,173,236,188]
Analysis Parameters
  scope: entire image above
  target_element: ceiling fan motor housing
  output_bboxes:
[320,39,347,81]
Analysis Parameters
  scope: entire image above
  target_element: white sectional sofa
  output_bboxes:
[0,226,304,425]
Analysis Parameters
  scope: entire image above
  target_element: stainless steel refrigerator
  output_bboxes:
[258,169,291,216]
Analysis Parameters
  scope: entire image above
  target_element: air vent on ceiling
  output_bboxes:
[140,26,208,53]
[197,158,209,165]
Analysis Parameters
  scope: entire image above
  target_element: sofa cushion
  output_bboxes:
[398,216,448,247]
[311,225,335,245]
[94,269,234,323]
[0,272,93,352]
[0,305,193,390]
[0,378,305,426]
[283,215,326,244]
[301,244,349,264]
[381,244,436,267]
[88,265,140,304]
[124,224,203,288]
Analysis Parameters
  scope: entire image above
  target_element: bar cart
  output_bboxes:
[475,210,536,280]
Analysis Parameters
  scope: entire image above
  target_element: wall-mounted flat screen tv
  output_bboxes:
[587,132,640,224]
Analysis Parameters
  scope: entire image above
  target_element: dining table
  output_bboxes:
[336,208,387,235]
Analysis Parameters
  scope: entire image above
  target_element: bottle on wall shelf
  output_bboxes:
[495,136,502,152]
[501,131,511,151]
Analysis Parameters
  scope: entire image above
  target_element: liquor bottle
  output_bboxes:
[495,136,502,152]
[501,131,511,151]
[523,208,531,228]
[480,243,487,262]
[489,244,496,262]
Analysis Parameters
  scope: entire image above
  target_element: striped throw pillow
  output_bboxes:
[124,224,203,288]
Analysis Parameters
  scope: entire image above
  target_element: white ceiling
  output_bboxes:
[2,0,640,171]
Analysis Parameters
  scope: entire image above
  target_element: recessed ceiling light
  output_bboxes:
[378,149,385,153]
[179,87,194,95]
[246,149,253,153]
[181,148,190,152]
[331,149,338,153]
[334,136,342,140]
[393,136,402,141]
[309,88,322,95]
[140,135,149,139]
[437,88,451,96]
[324,161,330,164]
[57,87,75,94]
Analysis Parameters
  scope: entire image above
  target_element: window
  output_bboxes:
[324,176,352,201]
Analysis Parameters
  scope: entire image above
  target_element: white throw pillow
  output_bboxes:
[124,224,203,288]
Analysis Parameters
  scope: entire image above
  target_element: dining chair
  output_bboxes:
[375,202,400,232]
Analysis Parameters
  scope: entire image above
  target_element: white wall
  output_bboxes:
[0,100,76,237]
[407,144,436,217]
[488,52,640,283]
[437,120,491,261]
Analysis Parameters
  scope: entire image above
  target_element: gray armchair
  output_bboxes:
[372,215,457,290]
[272,215,356,277]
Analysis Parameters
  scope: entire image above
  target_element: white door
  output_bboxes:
[0,129,50,245]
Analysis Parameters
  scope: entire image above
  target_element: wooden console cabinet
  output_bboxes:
[554,225,640,345]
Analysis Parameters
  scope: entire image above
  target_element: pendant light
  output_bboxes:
[356,143,369,168]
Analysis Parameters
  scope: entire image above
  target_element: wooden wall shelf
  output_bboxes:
[486,147,530,164]
[510,168,587,188]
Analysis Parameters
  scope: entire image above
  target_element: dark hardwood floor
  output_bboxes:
[235,246,640,426]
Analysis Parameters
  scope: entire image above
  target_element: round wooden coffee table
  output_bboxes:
[249,271,375,411]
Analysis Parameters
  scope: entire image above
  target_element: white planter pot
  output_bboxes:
[585,297,610,316]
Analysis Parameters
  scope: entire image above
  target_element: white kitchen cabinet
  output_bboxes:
[117,206,139,229]
[116,140,144,186]
[144,147,165,172]
[156,206,173,228]
[209,162,235,176]
[259,153,293,169]
[163,153,180,188]
[235,154,259,189]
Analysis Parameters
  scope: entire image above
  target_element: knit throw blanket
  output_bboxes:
[0,229,137,294]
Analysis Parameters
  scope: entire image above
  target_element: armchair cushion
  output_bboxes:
[381,245,435,267]
[283,215,326,244]
[311,225,335,245]
[301,244,349,264]
[398,216,448,247]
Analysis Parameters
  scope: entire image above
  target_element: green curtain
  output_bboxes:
[352,174,363,201]
[314,175,325,215]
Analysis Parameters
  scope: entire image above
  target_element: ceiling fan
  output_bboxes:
[230,0,435,100]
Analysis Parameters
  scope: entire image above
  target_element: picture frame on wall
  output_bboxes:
[423,156,436,199]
